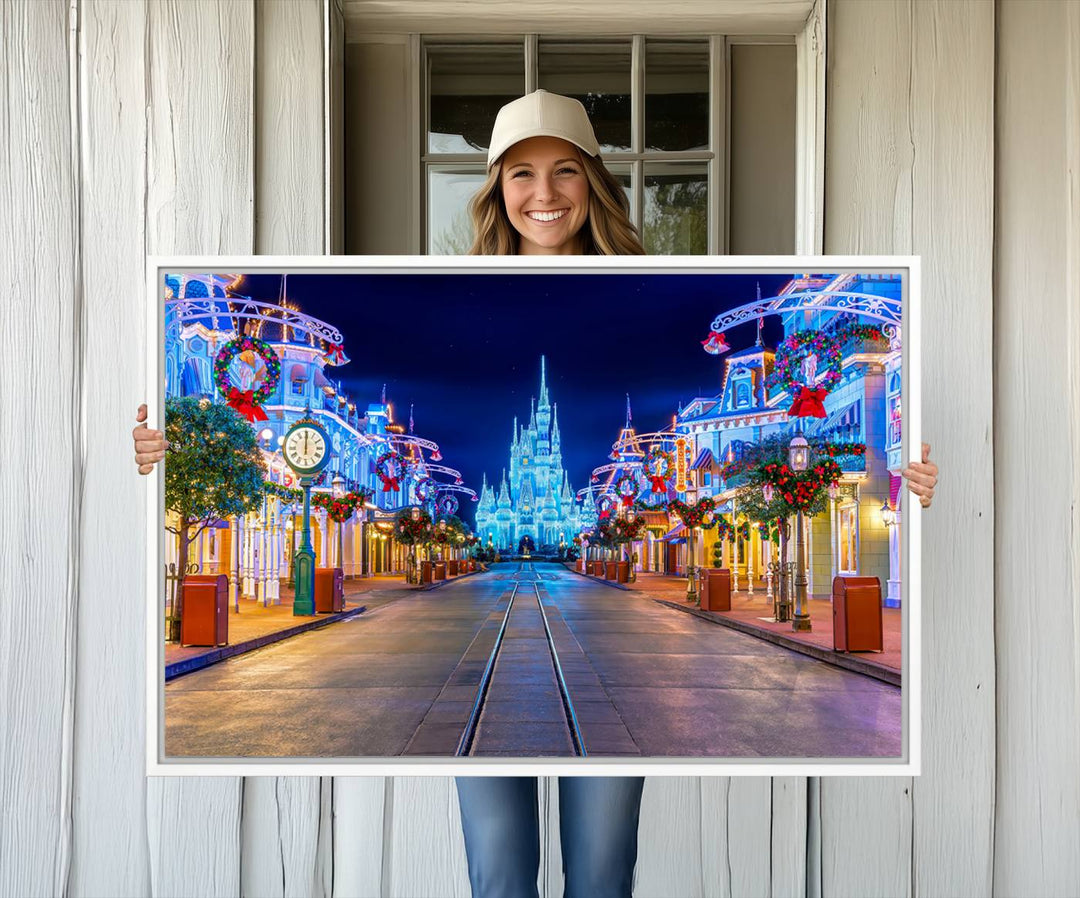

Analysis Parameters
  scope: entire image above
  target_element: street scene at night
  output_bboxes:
[159,268,907,761]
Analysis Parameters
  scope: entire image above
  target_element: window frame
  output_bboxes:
[419,33,800,256]
[411,6,825,256]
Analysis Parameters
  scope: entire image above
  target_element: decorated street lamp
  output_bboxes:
[282,410,331,615]
[788,434,812,632]
[880,499,896,526]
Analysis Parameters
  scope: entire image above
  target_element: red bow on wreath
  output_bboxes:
[226,387,268,422]
[788,385,828,418]
[648,475,667,493]
[380,474,400,492]
[621,494,634,507]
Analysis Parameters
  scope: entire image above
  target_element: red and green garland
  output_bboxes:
[312,487,374,523]
[376,448,404,492]
[213,335,281,422]
[668,497,717,529]
[642,447,674,493]
[395,508,432,545]
[767,324,886,418]
[263,481,302,503]
[761,458,843,513]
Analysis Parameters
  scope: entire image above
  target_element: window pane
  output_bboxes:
[604,162,634,217]
[643,163,707,254]
[428,44,524,154]
[428,167,486,254]
[645,40,709,152]
[538,40,631,153]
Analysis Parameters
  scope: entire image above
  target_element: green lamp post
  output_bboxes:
[282,411,331,616]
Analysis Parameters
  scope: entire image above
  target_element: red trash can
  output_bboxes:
[703,569,732,612]
[448,559,459,576]
[315,567,344,612]
[421,560,433,583]
[434,562,447,581]
[832,576,883,652]
[180,574,228,646]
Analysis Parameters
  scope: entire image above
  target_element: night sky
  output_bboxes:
[236,272,795,522]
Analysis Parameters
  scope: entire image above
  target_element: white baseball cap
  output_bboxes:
[486,90,601,169]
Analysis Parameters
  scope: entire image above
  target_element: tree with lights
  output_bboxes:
[163,397,265,643]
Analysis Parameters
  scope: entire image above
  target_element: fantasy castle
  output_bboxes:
[474,357,585,551]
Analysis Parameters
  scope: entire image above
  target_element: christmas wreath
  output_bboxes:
[437,494,459,516]
[767,324,886,418]
[375,448,404,492]
[642,447,674,493]
[213,335,281,422]
[614,472,639,507]
[414,476,436,504]
[596,494,618,520]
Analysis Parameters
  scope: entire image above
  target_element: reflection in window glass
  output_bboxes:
[643,163,707,254]
[645,40,709,152]
[427,44,524,153]
[538,41,632,153]
[604,163,634,214]
[428,168,487,254]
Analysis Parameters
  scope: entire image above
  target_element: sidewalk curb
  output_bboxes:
[165,605,367,681]
[653,599,901,687]
[421,568,483,591]
[567,568,631,591]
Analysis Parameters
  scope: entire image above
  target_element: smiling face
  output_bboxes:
[499,136,591,255]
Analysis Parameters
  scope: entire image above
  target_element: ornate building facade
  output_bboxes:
[475,357,584,550]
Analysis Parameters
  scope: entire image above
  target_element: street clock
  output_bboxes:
[283,418,331,475]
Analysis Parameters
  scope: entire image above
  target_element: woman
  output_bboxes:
[132,90,939,898]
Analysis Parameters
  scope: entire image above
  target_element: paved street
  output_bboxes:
[165,562,902,759]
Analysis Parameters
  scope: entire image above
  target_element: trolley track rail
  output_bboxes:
[455,563,587,757]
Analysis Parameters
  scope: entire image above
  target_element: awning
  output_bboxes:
[289,363,309,381]
[819,400,860,433]
[313,368,331,390]
[660,522,686,542]
[691,447,714,470]
[640,510,670,529]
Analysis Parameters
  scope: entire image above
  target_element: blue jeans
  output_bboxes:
[454,776,646,898]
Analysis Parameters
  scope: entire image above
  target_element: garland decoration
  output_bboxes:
[375,448,404,492]
[760,459,844,513]
[437,494,459,516]
[767,324,886,419]
[642,447,674,493]
[213,335,281,422]
[668,497,717,530]
[311,487,374,523]
[263,481,302,503]
[614,472,639,507]
[716,519,736,544]
[395,507,432,545]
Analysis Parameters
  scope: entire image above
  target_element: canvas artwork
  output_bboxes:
[148,257,917,775]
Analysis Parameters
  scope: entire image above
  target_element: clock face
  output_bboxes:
[284,425,328,472]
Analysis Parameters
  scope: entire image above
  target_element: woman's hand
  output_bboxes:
[902,442,937,508]
[133,403,167,474]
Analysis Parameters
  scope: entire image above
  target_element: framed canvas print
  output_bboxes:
[145,255,921,777]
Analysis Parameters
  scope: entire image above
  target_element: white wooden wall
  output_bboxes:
[1,1,1077,896]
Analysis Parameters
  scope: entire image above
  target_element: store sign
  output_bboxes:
[675,437,688,492]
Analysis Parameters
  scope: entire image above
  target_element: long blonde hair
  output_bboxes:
[467,151,645,256]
